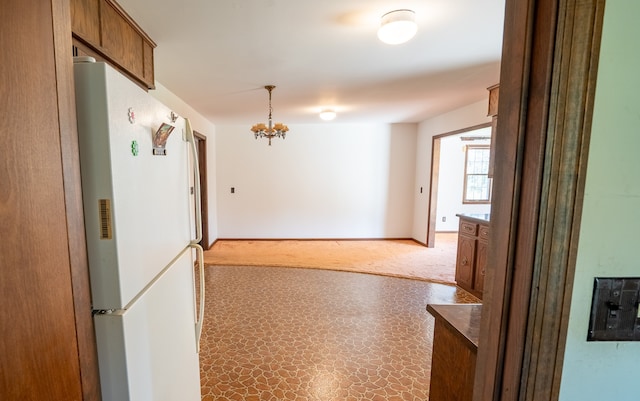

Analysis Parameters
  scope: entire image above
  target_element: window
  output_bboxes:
[463,145,491,203]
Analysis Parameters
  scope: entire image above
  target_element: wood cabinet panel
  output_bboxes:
[430,322,476,401]
[101,0,143,77]
[475,238,489,294]
[455,235,476,291]
[143,39,154,83]
[70,0,100,44]
[427,305,481,401]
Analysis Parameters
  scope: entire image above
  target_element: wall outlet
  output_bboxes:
[442,216,446,222]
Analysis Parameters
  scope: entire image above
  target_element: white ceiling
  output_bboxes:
[116,0,505,125]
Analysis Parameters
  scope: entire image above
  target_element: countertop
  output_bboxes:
[456,213,491,224]
[426,304,482,349]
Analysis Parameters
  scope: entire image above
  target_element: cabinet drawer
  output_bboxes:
[460,222,478,236]
[479,224,490,240]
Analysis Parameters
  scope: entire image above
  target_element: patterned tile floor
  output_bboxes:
[200,265,479,401]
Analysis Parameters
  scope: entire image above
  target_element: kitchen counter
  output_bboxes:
[455,213,490,224]
[427,303,482,401]
[427,304,482,348]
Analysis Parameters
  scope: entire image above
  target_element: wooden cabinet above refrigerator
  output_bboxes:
[71,0,156,89]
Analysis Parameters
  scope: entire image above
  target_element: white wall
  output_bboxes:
[149,80,492,243]
[215,123,417,238]
[412,99,492,243]
[150,82,219,244]
[559,1,640,400]
[436,127,491,231]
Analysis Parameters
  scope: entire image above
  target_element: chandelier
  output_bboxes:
[251,85,289,146]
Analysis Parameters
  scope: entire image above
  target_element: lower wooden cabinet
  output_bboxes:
[427,304,481,401]
[455,215,490,299]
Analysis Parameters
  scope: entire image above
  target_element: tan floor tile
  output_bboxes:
[200,266,478,400]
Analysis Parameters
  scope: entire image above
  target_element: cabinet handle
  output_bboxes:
[461,257,468,266]
[465,226,473,231]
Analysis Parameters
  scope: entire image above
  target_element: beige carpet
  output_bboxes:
[204,233,458,285]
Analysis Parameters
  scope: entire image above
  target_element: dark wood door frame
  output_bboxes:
[426,122,492,247]
[193,131,210,250]
[473,0,605,400]
[3,0,100,398]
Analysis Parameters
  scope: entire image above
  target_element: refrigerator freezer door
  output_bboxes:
[74,62,193,310]
[93,249,200,401]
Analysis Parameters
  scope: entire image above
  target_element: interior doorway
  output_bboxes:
[426,122,492,247]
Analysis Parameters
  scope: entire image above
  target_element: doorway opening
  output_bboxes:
[426,122,492,248]
[193,131,210,249]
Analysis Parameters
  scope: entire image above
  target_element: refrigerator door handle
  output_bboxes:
[185,118,203,244]
[185,118,205,352]
[190,242,205,352]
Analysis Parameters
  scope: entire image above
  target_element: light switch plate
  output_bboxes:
[587,277,640,341]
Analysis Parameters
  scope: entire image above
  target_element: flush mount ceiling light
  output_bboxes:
[377,9,417,45]
[251,85,289,146]
[319,109,336,121]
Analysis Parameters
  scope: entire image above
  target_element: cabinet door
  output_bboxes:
[100,0,144,78]
[455,235,476,292]
[475,239,489,296]
[71,0,100,44]
[475,224,490,297]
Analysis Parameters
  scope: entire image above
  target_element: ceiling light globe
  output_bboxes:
[377,9,417,45]
[319,109,336,121]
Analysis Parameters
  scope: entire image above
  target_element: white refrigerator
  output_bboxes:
[73,58,204,401]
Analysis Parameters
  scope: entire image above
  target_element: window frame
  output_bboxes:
[462,144,492,204]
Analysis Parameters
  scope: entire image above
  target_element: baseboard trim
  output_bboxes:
[216,237,413,242]
[215,237,420,243]
[208,236,461,248]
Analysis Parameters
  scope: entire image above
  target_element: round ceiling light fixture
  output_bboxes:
[377,9,417,45]
[319,109,337,121]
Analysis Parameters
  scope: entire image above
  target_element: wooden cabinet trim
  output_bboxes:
[54,1,102,398]
[487,84,500,117]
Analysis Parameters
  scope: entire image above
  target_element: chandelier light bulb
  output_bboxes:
[377,9,417,45]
